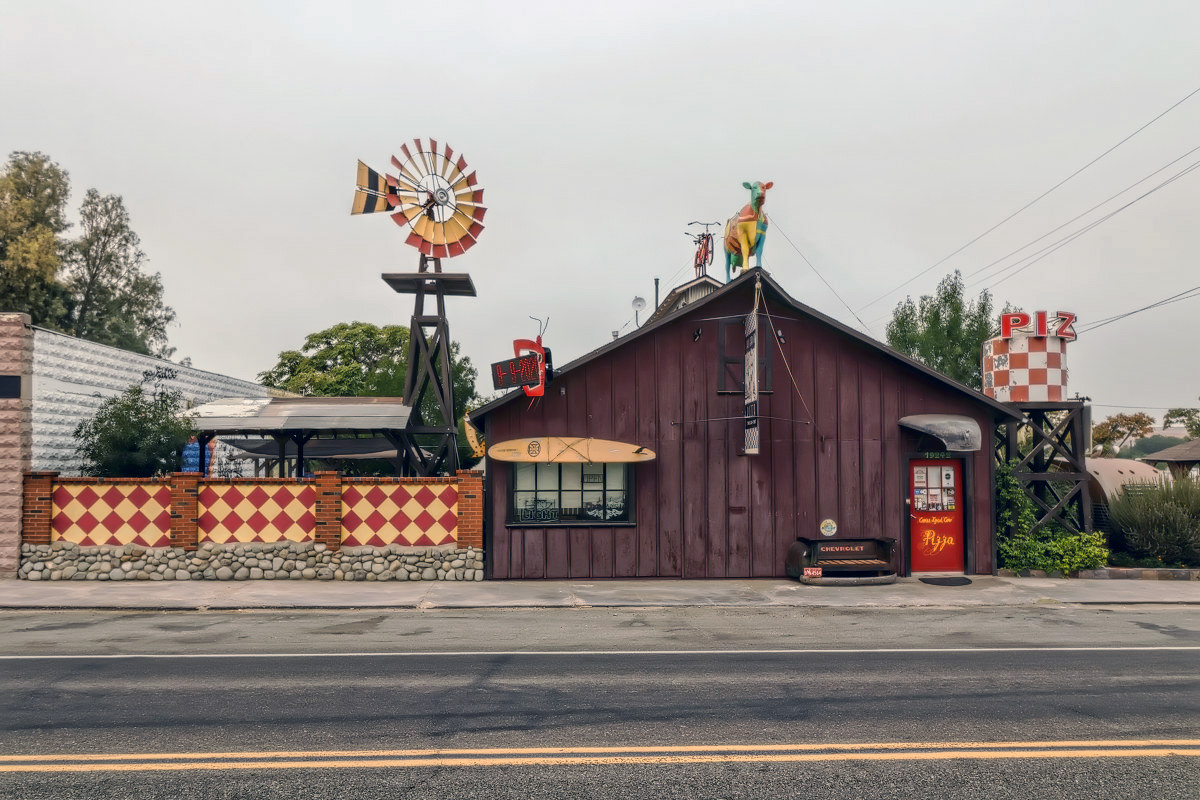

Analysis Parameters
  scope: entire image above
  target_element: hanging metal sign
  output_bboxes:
[744,307,760,455]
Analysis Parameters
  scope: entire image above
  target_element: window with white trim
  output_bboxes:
[508,462,632,525]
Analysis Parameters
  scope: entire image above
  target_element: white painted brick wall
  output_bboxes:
[32,327,268,474]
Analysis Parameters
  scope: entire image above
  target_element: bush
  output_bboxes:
[994,460,1109,574]
[1107,477,1200,567]
[74,385,196,477]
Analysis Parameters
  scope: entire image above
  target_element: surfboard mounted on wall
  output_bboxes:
[487,437,656,464]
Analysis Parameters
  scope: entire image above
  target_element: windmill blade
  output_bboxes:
[352,188,392,215]
[351,161,396,214]
[390,156,424,191]
[440,142,456,179]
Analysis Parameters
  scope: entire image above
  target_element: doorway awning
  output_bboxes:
[899,414,982,452]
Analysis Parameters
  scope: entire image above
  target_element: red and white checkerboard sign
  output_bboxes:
[982,335,1069,402]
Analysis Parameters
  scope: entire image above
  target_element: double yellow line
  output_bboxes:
[2,740,1197,773]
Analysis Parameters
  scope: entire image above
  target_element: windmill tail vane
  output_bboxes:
[351,137,487,258]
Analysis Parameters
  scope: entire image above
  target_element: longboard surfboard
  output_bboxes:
[487,437,656,464]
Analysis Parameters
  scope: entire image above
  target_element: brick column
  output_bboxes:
[170,473,200,551]
[0,313,34,576]
[20,471,57,547]
[455,470,484,549]
[313,471,342,551]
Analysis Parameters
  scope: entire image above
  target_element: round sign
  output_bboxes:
[527,440,541,458]
[819,518,838,537]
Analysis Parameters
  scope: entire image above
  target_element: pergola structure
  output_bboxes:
[189,396,412,477]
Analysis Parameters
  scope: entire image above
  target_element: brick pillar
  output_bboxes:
[455,470,484,549]
[313,470,342,551]
[20,471,57,547]
[170,473,200,551]
[0,313,34,576]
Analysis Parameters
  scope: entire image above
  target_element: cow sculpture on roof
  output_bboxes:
[723,180,773,282]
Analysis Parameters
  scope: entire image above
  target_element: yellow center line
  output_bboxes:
[0,749,1197,773]
[1,740,1197,769]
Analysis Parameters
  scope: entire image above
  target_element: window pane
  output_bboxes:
[582,463,604,487]
[560,462,582,490]
[605,464,626,490]
[537,463,559,491]
[559,490,583,520]
[515,463,535,491]
[605,490,627,520]
[582,489,604,519]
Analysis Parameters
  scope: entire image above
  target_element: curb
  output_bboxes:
[998,568,1200,581]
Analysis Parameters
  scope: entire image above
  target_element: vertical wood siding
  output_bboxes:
[485,283,1000,579]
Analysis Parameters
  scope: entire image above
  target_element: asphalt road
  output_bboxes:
[1,606,1197,799]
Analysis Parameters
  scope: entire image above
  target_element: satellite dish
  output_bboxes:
[632,296,647,327]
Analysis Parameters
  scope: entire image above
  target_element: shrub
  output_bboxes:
[1107,477,1200,567]
[74,385,196,477]
[994,460,1109,574]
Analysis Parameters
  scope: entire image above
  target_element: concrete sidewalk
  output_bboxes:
[0,575,1198,610]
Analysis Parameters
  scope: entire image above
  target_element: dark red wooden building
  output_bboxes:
[470,269,1020,580]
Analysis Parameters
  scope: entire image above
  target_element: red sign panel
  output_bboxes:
[491,353,542,391]
[909,459,965,572]
[999,310,1076,340]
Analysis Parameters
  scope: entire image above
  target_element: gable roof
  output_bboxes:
[1140,438,1200,463]
[470,268,1021,424]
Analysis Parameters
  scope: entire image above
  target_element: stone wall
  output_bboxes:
[19,542,485,582]
[20,470,487,580]
[0,314,33,576]
[31,326,267,474]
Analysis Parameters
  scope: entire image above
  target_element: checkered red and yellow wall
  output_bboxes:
[22,471,483,552]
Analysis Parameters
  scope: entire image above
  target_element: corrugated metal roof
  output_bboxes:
[1084,458,1170,500]
[190,396,411,433]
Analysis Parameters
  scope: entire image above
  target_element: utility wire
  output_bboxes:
[770,217,875,335]
[856,82,1200,312]
[980,159,1200,290]
[963,143,1200,286]
[1078,286,1200,334]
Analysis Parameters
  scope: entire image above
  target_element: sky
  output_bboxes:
[3,0,1199,424]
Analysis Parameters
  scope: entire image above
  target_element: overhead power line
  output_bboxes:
[1078,286,1200,335]
[770,217,875,336]
[856,82,1200,313]
[975,158,1200,291]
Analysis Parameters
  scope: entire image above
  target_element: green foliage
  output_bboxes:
[1162,408,1200,439]
[1107,477,1200,567]
[73,385,197,477]
[885,271,997,389]
[0,152,72,327]
[994,460,1109,573]
[1091,412,1155,456]
[1119,434,1187,460]
[0,151,175,356]
[63,189,175,356]
[258,321,482,473]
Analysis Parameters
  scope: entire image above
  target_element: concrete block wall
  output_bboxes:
[0,314,34,576]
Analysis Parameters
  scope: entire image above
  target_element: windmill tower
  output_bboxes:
[352,138,488,476]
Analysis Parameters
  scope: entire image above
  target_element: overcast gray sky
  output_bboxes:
[4,1,1199,422]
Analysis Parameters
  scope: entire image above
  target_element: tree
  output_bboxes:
[63,189,175,356]
[0,151,72,327]
[885,271,997,389]
[1163,408,1200,439]
[74,385,197,477]
[1091,412,1155,456]
[259,321,481,470]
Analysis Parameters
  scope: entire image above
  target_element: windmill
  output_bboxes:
[353,138,489,476]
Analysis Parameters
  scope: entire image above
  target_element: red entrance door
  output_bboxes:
[909,459,965,573]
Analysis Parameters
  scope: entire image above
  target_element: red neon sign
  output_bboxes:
[1000,311,1076,341]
